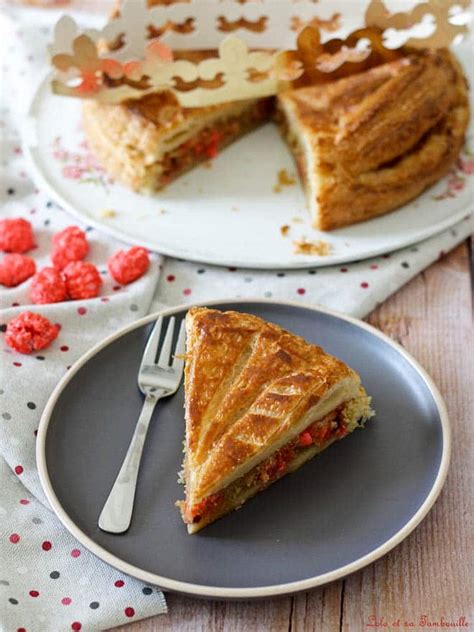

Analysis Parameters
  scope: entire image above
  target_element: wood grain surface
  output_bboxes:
[111,241,474,632]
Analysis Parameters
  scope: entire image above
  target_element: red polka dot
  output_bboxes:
[340,267,348,273]
[113,285,121,291]
[61,597,72,605]
[77,307,87,315]
[71,623,82,631]
[17,628,26,632]
[60,346,69,352]
[29,590,39,598]
[19,499,30,505]
[183,288,191,296]
[71,549,81,558]
[42,541,52,551]
[13,362,22,367]
[369,264,378,270]
[15,465,24,475]
[9,533,20,544]
[124,607,135,618]
[360,282,369,289]
[166,274,175,282]
[297,288,306,295]
[114,580,124,588]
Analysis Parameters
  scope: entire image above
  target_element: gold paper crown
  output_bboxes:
[48,0,471,107]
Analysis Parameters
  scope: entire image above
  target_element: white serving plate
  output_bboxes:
[24,43,473,270]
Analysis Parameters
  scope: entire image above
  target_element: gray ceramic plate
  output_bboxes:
[37,300,450,599]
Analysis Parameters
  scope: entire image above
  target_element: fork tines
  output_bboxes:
[141,317,186,372]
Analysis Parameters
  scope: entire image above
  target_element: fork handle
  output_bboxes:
[98,395,158,534]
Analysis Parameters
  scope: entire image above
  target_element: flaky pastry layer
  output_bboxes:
[82,95,273,192]
[180,390,373,533]
[277,48,470,230]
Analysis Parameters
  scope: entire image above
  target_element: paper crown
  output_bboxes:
[48,0,471,108]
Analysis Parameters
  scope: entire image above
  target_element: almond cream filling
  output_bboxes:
[276,99,323,225]
[191,377,362,501]
[182,392,373,532]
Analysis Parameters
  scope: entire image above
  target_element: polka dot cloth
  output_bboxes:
[1,7,473,631]
[0,12,166,630]
[0,457,166,631]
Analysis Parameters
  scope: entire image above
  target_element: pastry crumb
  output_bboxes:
[291,216,304,224]
[280,225,290,237]
[159,208,167,214]
[293,239,332,256]
[273,168,297,193]
[100,208,117,219]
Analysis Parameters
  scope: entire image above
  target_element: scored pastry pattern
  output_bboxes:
[183,309,359,493]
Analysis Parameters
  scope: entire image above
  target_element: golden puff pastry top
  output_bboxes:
[183,307,362,503]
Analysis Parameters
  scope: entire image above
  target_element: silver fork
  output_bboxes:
[98,316,185,534]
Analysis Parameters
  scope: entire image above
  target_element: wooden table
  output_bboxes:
[112,241,473,632]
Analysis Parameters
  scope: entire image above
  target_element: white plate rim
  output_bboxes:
[24,73,474,270]
[36,298,451,598]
